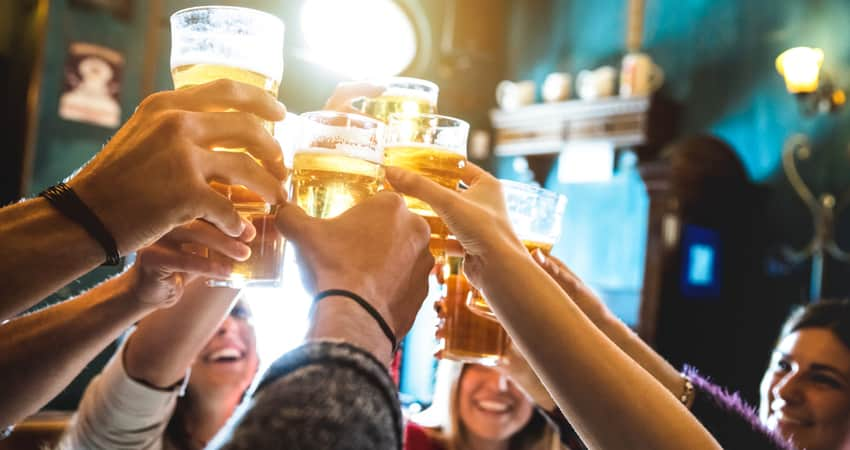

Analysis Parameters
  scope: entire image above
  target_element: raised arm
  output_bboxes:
[123,219,254,389]
[0,79,285,320]
[387,165,722,450]
[533,254,687,404]
[213,193,433,450]
[0,217,250,427]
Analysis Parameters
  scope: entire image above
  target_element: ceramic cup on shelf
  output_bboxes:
[542,72,572,102]
[576,66,616,100]
[496,80,536,110]
[619,52,664,97]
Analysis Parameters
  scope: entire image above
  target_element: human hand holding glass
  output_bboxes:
[384,113,469,258]
[467,181,567,319]
[170,6,286,287]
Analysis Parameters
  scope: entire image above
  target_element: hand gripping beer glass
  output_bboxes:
[466,180,567,319]
[291,111,385,219]
[437,256,510,366]
[384,113,469,256]
[170,6,286,287]
[352,77,438,123]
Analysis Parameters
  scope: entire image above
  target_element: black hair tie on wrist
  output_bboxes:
[40,182,121,266]
[314,289,398,353]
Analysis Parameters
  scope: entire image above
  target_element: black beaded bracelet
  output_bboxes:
[40,182,121,266]
[314,289,398,353]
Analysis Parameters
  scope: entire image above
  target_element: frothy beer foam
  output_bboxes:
[297,146,383,164]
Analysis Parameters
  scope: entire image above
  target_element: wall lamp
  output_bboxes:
[776,47,845,115]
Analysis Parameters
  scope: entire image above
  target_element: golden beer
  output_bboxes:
[360,95,436,123]
[467,240,556,317]
[439,257,509,365]
[205,204,284,287]
[384,143,465,216]
[385,143,464,255]
[291,150,384,219]
[172,63,280,135]
[171,6,286,287]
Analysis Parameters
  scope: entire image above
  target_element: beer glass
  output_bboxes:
[467,180,567,319]
[438,256,509,365]
[291,111,385,219]
[170,6,286,287]
[353,77,438,123]
[384,113,469,256]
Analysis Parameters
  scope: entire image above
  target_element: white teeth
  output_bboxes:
[477,400,510,413]
[210,348,242,361]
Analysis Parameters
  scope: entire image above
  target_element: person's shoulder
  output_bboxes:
[403,421,444,450]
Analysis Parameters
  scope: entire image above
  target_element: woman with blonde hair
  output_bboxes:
[405,351,581,450]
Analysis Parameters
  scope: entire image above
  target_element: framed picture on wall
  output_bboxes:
[58,42,124,128]
[69,0,133,21]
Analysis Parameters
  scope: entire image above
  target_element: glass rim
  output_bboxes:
[386,112,470,130]
[300,110,385,130]
[500,179,567,204]
[170,5,285,30]
[368,76,438,93]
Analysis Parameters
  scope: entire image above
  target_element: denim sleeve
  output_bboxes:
[218,340,402,450]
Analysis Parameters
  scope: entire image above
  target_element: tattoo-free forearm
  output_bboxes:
[0,271,155,427]
[477,246,721,450]
[0,197,105,320]
[124,280,241,388]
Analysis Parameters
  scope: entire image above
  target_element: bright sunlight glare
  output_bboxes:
[299,0,418,78]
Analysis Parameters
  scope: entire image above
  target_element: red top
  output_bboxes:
[404,422,445,450]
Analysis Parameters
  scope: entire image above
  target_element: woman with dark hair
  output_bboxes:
[760,299,850,450]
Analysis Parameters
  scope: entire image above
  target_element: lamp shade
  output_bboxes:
[776,47,824,94]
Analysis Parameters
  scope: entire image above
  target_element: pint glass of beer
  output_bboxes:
[384,113,469,256]
[438,256,509,365]
[170,6,286,288]
[291,111,385,219]
[467,180,567,318]
[353,77,438,123]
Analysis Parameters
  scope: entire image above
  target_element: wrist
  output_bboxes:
[476,241,531,285]
[117,266,169,315]
[307,297,393,365]
[67,176,133,256]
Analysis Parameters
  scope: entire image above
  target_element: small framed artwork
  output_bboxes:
[58,42,124,128]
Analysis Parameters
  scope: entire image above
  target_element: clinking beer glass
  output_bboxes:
[383,113,469,257]
[466,180,567,319]
[170,6,286,287]
[290,111,385,219]
[437,256,510,365]
[352,77,438,123]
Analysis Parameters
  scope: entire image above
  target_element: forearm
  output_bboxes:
[306,298,393,365]
[0,197,104,319]
[479,247,720,450]
[0,271,155,426]
[595,312,685,402]
[124,280,241,388]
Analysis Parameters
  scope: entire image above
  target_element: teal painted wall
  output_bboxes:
[498,0,850,326]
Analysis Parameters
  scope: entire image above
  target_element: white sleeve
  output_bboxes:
[56,340,181,450]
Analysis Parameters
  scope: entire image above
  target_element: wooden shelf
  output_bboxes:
[489,96,652,157]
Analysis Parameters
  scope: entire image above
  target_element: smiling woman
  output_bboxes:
[759,299,850,450]
[298,0,419,78]
[405,361,567,450]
